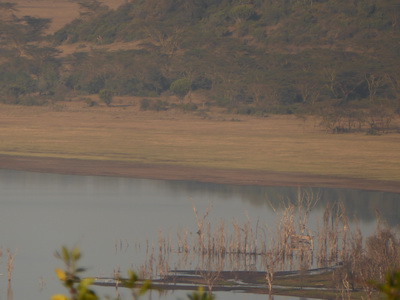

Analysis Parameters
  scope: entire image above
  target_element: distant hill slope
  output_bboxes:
[1,0,399,130]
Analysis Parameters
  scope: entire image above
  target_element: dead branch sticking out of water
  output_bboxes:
[7,249,16,283]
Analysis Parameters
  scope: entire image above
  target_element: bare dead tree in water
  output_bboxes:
[177,226,190,254]
[296,188,319,236]
[7,249,16,283]
[7,249,16,300]
[317,201,349,267]
[113,267,121,299]
[276,202,296,262]
[272,189,317,268]
[263,241,281,295]
[338,201,350,262]
[317,203,330,266]
[193,202,213,254]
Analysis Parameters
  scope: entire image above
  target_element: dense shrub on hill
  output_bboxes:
[0,0,399,117]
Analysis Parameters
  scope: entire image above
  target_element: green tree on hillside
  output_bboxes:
[170,78,192,102]
[229,4,255,23]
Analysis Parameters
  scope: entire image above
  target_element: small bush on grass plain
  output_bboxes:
[99,89,113,106]
[140,98,169,111]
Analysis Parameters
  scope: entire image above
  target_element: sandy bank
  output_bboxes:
[0,155,399,194]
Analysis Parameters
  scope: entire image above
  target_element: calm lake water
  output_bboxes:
[0,169,399,300]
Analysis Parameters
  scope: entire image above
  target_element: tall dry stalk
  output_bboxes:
[215,221,226,255]
[243,214,259,255]
[296,188,319,235]
[113,267,121,299]
[263,241,281,295]
[232,219,242,254]
[157,250,170,278]
[317,203,330,266]
[317,201,349,267]
[177,226,190,253]
[139,246,155,279]
[7,282,13,300]
[277,203,296,260]
[329,213,339,263]
[193,202,213,254]
[206,222,212,254]
[345,226,363,291]
[7,249,16,283]
[338,201,350,262]
[342,273,352,300]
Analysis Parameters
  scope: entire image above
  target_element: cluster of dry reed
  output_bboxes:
[131,189,399,297]
[333,222,400,299]
[0,248,16,300]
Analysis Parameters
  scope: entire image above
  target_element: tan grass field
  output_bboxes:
[0,101,399,189]
[12,0,126,33]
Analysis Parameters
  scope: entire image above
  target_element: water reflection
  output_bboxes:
[7,283,13,300]
[156,180,400,226]
[0,169,399,300]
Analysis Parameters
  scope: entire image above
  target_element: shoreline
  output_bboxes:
[1,154,399,193]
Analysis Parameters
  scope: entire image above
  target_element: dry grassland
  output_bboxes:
[12,0,126,33]
[0,102,399,186]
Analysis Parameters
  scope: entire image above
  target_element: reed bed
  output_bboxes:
[129,189,399,298]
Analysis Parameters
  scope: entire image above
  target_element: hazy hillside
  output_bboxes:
[1,0,399,131]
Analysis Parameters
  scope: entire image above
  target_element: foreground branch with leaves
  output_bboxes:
[52,246,213,300]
